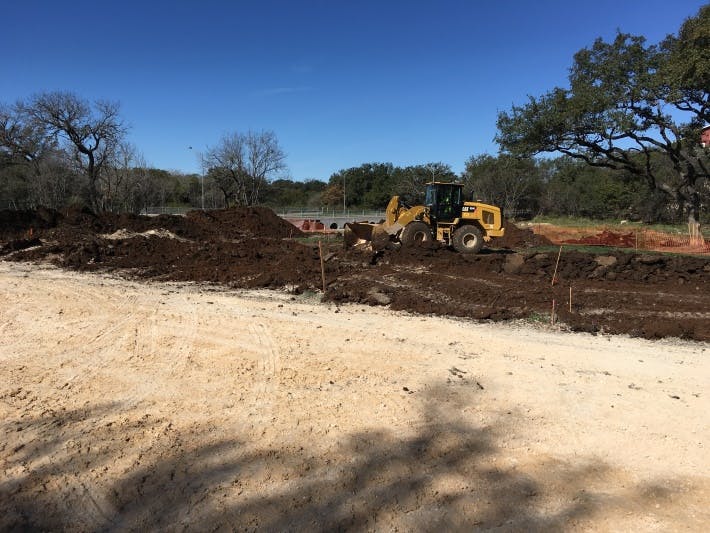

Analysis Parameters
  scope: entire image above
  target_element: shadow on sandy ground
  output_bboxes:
[1,385,703,531]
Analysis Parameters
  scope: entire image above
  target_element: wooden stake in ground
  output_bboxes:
[552,245,563,286]
[551,299,556,325]
[318,240,326,294]
[689,222,702,246]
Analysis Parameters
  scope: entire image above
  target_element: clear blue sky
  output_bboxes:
[2,0,706,181]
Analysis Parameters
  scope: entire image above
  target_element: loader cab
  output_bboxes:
[425,182,463,222]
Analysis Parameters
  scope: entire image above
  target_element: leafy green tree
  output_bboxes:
[328,163,396,208]
[496,6,709,225]
[541,157,645,219]
[661,5,710,126]
[320,184,344,207]
[261,178,327,207]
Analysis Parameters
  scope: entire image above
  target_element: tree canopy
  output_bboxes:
[496,5,709,225]
[463,154,543,217]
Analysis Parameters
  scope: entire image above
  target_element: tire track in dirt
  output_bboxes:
[248,323,281,423]
[2,263,709,531]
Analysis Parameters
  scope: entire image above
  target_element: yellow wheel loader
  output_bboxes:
[344,182,504,254]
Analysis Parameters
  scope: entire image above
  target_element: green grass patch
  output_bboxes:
[530,243,706,258]
[291,233,342,244]
[526,311,550,324]
[532,244,622,255]
[531,215,600,227]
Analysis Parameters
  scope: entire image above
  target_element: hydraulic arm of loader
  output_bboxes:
[344,196,428,250]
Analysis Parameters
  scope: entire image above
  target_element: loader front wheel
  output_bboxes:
[400,221,434,247]
[452,225,484,254]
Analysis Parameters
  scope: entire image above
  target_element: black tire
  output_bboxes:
[452,225,484,254]
[400,221,434,247]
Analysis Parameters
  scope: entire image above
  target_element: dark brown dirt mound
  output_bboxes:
[562,229,636,247]
[492,221,552,248]
[0,206,303,242]
[0,237,42,253]
[2,207,709,342]
[186,207,303,239]
[50,236,329,290]
[0,207,60,239]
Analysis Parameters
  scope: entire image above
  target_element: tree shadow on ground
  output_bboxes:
[1,386,704,531]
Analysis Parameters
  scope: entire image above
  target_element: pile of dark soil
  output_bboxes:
[0,207,60,239]
[562,229,636,248]
[492,221,552,248]
[2,208,708,341]
[0,206,303,242]
[186,207,301,239]
[47,236,341,291]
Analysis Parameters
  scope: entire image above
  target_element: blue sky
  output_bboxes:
[2,0,706,180]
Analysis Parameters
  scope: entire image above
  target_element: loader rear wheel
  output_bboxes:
[400,221,434,247]
[452,225,484,254]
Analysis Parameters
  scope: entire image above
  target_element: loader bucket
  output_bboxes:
[370,224,393,250]
[344,222,376,247]
[344,222,393,251]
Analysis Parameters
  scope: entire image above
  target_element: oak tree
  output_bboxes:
[496,6,709,226]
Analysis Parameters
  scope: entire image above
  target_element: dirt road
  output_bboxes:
[1,262,708,531]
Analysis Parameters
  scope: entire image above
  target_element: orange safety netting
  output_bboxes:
[530,224,710,255]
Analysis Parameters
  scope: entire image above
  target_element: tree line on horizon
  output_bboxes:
[1,5,707,224]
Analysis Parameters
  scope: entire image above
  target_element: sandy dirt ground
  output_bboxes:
[1,261,708,531]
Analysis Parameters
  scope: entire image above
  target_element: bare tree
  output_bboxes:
[0,103,55,167]
[101,142,154,213]
[203,130,286,206]
[0,103,77,208]
[23,92,126,211]
[205,166,236,207]
[27,151,82,209]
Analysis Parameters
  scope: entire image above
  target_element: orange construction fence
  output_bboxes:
[531,224,710,256]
